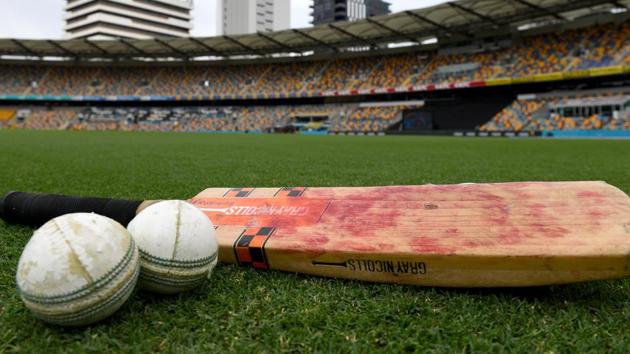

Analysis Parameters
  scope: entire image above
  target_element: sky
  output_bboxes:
[0,0,450,39]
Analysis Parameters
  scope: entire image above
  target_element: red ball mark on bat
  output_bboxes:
[498,231,524,245]
[273,229,330,256]
[479,198,511,227]
[483,194,505,202]
[531,223,569,238]
[343,242,380,252]
[272,226,329,244]
[376,243,396,251]
[528,203,546,209]
[576,191,607,211]
[305,234,330,245]
[409,237,457,254]
[527,203,549,220]
[578,191,605,199]
[589,209,607,218]
[489,209,510,226]
[321,194,403,238]
[462,239,496,248]
[413,186,512,253]
[462,240,478,248]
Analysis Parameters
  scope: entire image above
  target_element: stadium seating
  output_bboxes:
[329,105,412,133]
[0,109,15,121]
[89,67,163,96]
[18,109,77,130]
[0,22,627,100]
[0,109,15,128]
[480,100,548,132]
[0,65,47,95]
[1,21,629,134]
[30,67,96,96]
[481,92,630,132]
[12,104,413,134]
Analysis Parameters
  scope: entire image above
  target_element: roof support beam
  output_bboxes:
[47,40,78,58]
[365,18,419,44]
[328,24,379,48]
[11,39,41,58]
[154,38,189,59]
[448,2,502,27]
[461,0,610,30]
[291,29,338,52]
[545,0,615,15]
[223,35,264,56]
[0,0,620,61]
[510,0,566,20]
[83,39,110,57]
[609,0,628,9]
[257,32,297,54]
[119,39,154,59]
[404,11,472,39]
[189,37,225,57]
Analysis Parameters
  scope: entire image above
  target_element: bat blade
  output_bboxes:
[189,182,630,287]
[3,181,630,287]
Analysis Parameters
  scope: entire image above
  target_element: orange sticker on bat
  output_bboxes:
[190,198,330,228]
[234,227,275,269]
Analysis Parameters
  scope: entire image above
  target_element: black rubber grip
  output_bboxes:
[0,191,143,227]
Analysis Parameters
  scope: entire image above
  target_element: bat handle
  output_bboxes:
[0,191,145,227]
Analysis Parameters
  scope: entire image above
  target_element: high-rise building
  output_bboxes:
[65,0,193,40]
[217,0,291,36]
[311,0,390,25]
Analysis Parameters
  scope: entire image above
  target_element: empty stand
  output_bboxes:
[481,90,630,132]
[0,22,626,100]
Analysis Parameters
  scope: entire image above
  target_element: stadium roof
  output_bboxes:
[0,0,628,61]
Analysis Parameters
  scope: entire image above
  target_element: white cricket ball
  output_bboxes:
[16,213,140,326]
[127,200,218,294]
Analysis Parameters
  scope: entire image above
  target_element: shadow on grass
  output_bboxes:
[247,267,629,309]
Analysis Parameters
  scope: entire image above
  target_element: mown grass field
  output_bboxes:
[1,129,629,353]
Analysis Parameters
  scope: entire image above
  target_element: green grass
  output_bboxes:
[1,130,629,353]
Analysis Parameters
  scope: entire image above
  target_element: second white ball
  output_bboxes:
[127,200,218,294]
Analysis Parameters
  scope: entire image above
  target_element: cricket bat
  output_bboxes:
[2,181,630,287]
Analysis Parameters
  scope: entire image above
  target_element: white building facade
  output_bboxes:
[312,0,390,25]
[217,0,291,35]
[65,0,193,40]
